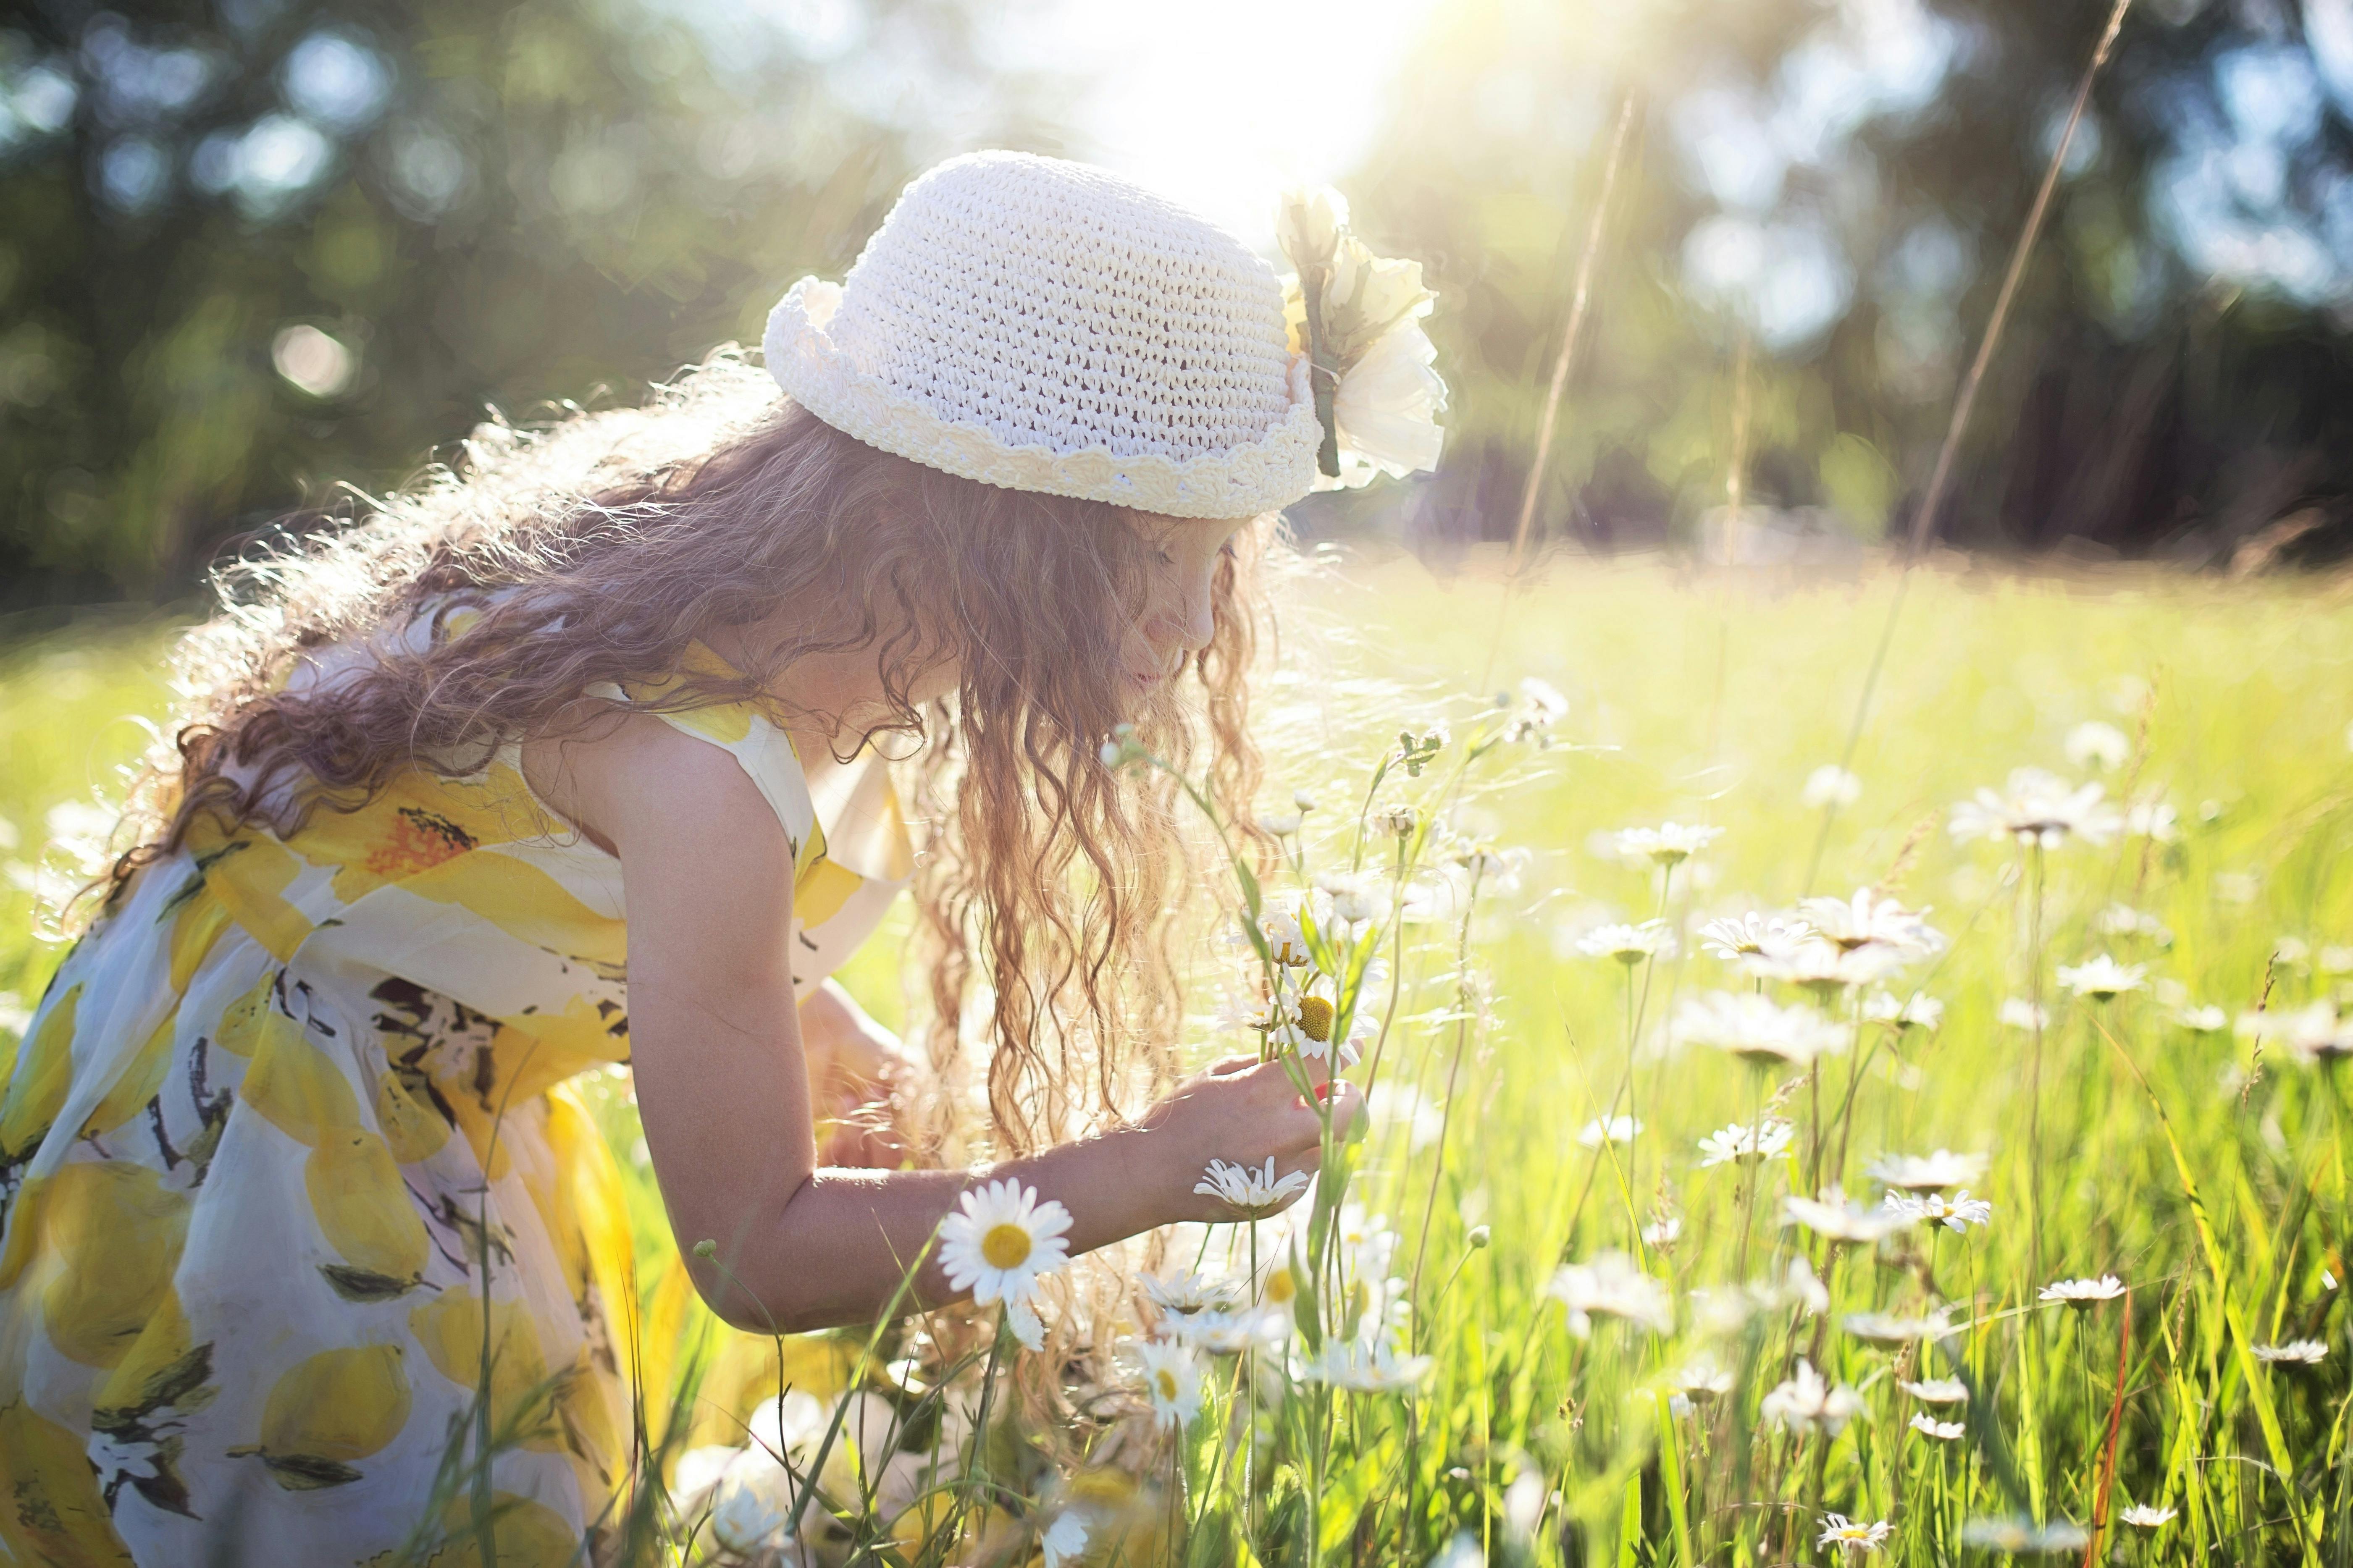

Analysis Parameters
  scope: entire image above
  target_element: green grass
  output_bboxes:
[3,559,2350,1565]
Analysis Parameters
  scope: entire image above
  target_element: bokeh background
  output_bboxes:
[8,0,2353,607]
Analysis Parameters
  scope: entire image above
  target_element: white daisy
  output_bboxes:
[1899,1377,1969,1404]
[1673,991,1849,1067]
[1547,1252,1675,1336]
[1374,803,1419,838]
[1948,768,2123,850]
[1798,888,1946,957]
[1697,1118,1796,1167]
[2065,720,2131,772]
[1614,821,1723,867]
[1802,765,1863,809]
[2118,1504,2176,1529]
[1140,1271,1242,1316]
[2251,1340,2327,1365]
[938,1179,1073,1309]
[1297,1337,1434,1392]
[1959,1517,2089,1552]
[1862,989,1944,1031]
[1195,1157,1310,1218]
[1817,1514,1893,1554]
[2055,954,2146,1000]
[1760,1359,1866,1434]
[1135,1338,1203,1429]
[1909,1413,1967,1441]
[1699,911,1816,962]
[1999,997,2051,1030]
[1578,920,1676,964]
[1745,937,1911,996]
[2093,903,2172,945]
[1844,1310,1957,1343]
[1783,1189,1911,1244]
[1884,1189,1993,1232]
[1867,1150,1988,1190]
[1314,869,1388,926]
[2175,1003,2228,1032]
[2125,797,2180,843]
[1576,1115,1642,1149]
[1164,1307,1288,1355]
[1674,1356,1736,1398]
[2038,1274,2125,1308]
[2237,1001,2353,1063]
[1255,901,1312,967]
[1039,1509,1090,1568]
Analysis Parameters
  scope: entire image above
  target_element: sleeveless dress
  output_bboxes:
[0,617,912,1568]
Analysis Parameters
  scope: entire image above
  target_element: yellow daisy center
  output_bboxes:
[981,1222,1032,1270]
[1265,1267,1297,1306]
[1295,995,1335,1043]
[1155,1368,1179,1400]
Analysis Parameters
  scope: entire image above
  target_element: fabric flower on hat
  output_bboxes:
[1277,186,1449,489]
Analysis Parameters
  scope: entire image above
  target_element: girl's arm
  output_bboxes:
[547,713,1339,1333]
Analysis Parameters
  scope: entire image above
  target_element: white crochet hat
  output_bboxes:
[762,150,1323,519]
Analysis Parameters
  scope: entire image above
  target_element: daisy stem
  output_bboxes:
[1734,1070,1768,1282]
[2027,839,2048,1282]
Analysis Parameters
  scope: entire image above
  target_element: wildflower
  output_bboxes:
[1950,768,2124,849]
[939,1180,1072,1312]
[1675,1357,1735,1398]
[1614,821,1723,868]
[1392,724,1448,776]
[1817,1515,1893,1555]
[1745,936,1909,995]
[2054,954,2146,1000]
[1140,1271,1242,1316]
[1547,1252,1675,1336]
[1256,901,1312,967]
[1783,1257,1831,1317]
[1910,1413,1967,1441]
[2251,1340,2327,1365]
[2237,1001,2353,1064]
[1697,1118,1796,1167]
[1135,1338,1203,1429]
[1315,869,1387,926]
[1375,803,1419,838]
[1867,1150,1988,1191]
[2125,797,2180,842]
[1039,1510,1090,1568]
[2175,1003,2228,1032]
[1760,1360,1866,1434]
[1195,1157,1310,1218]
[1959,1517,2089,1553]
[1899,1377,1968,1404]
[1862,989,1944,1031]
[2038,1275,2125,1308]
[709,1466,790,1553]
[1783,1190,1911,1245]
[1885,1190,1993,1232]
[1844,1310,1956,1343]
[1258,811,1304,836]
[1576,1115,1642,1149]
[1799,888,1946,957]
[1802,765,1863,809]
[1699,911,1815,962]
[1504,676,1569,744]
[1164,1307,1287,1354]
[2118,1505,2176,1529]
[2065,720,2131,771]
[1297,1337,1435,1392]
[2323,944,2353,974]
[1577,920,1676,964]
[1999,997,2050,1030]
[1641,1214,1682,1249]
[1673,992,1849,1068]
[1456,844,1529,890]
[2093,903,2173,945]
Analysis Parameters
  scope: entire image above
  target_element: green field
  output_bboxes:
[4,557,2352,1565]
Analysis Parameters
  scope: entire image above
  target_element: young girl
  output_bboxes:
[0,151,1439,1564]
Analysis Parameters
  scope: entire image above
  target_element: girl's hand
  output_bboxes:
[800,981,909,1169]
[1131,1054,1364,1225]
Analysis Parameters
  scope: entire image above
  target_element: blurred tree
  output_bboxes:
[0,0,1067,603]
[1339,0,2353,563]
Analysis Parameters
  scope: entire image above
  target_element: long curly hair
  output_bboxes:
[112,353,1272,1156]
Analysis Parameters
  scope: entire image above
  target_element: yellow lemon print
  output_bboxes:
[80,1006,177,1141]
[306,1128,429,1291]
[165,877,234,992]
[93,1287,214,1422]
[231,1344,412,1489]
[0,983,80,1161]
[212,970,278,1058]
[0,1399,139,1567]
[408,1291,557,1450]
[241,1006,361,1146]
[39,1160,192,1369]
[374,1067,451,1164]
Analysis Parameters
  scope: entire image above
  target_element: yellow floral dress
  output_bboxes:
[0,615,911,1567]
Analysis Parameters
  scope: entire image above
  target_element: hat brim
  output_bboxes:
[762,278,1323,519]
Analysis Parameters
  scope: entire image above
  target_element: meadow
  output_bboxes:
[3,553,2351,1566]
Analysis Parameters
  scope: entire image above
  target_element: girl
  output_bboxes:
[0,151,1438,1564]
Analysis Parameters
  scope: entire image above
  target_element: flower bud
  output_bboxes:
[692,1239,717,1260]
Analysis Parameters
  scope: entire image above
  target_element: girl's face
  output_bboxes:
[1122,513,1251,702]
